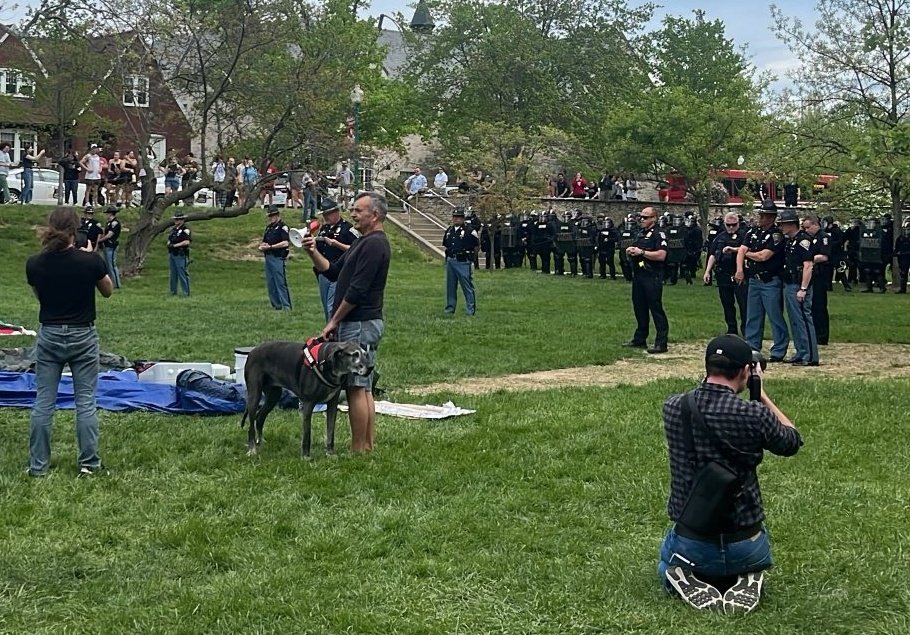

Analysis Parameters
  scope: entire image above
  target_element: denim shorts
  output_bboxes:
[337,319,384,389]
[165,177,180,190]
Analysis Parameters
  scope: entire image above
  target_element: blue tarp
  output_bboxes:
[0,370,247,415]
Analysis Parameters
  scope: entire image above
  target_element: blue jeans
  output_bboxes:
[338,319,384,390]
[658,526,773,586]
[264,253,292,310]
[29,325,102,474]
[65,179,79,204]
[169,252,190,296]
[445,258,476,315]
[303,190,316,219]
[318,274,336,322]
[744,277,789,358]
[103,245,121,288]
[784,283,819,362]
[22,168,34,203]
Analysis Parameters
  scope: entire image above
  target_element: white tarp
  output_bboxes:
[340,400,475,420]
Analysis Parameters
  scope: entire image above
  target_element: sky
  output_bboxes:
[2,0,819,81]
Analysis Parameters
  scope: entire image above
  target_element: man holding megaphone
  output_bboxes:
[311,198,358,320]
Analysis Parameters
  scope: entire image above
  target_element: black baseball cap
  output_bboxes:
[705,334,754,369]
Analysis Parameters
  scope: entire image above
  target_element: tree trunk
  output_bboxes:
[891,185,904,289]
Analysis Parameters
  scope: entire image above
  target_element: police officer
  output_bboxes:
[466,210,483,268]
[501,214,521,268]
[258,205,292,310]
[532,211,556,274]
[859,217,887,292]
[96,205,122,289]
[664,215,687,284]
[597,216,618,279]
[623,207,670,354]
[314,198,357,320]
[554,212,578,276]
[703,211,747,335]
[736,201,789,361]
[618,214,638,281]
[576,215,597,278]
[779,209,819,366]
[682,214,703,284]
[702,215,722,285]
[492,214,503,269]
[803,215,831,345]
[480,216,493,269]
[824,216,851,291]
[167,210,192,296]
[895,220,910,294]
[518,213,533,268]
[844,218,861,285]
[79,206,104,250]
[443,207,479,315]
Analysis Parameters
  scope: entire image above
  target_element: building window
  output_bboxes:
[0,68,35,98]
[123,75,149,107]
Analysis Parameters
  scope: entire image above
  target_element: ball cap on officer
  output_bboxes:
[319,198,340,215]
[705,334,755,370]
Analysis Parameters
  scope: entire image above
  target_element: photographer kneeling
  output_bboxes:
[658,335,802,614]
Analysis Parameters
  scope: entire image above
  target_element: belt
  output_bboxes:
[674,522,762,544]
[448,254,470,262]
[42,322,94,328]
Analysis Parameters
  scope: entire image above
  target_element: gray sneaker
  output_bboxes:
[665,566,724,611]
[723,571,764,615]
[78,464,108,477]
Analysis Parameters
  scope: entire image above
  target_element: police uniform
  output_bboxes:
[781,213,818,365]
[843,220,861,284]
[597,217,618,279]
[858,218,887,292]
[682,219,703,284]
[809,228,831,344]
[518,215,532,268]
[531,214,556,273]
[708,226,747,335]
[315,204,358,320]
[262,208,292,310]
[167,213,192,296]
[626,224,669,352]
[443,211,479,315]
[617,218,637,281]
[554,215,578,276]
[895,225,910,294]
[664,216,687,284]
[80,211,104,248]
[99,207,122,289]
[576,217,597,278]
[740,211,789,359]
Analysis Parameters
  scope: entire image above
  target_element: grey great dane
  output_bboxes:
[240,339,369,457]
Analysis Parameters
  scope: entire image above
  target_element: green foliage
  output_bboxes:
[607,10,764,220]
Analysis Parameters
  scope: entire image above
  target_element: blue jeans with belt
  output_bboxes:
[744,276,789,358]
[445,257,476,315]
[784,283,818,362]
[29,325,103,474]
[658,526,773,586]
[264,253,291,310]
[169,252,190,296]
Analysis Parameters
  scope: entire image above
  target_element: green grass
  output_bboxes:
[0,204,908,634]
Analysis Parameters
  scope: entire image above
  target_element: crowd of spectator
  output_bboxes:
[547,172,639,201]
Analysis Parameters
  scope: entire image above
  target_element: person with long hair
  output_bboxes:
[25,207,113,477]
[21,144,45,204]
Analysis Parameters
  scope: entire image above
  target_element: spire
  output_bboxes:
[409,0,435,34]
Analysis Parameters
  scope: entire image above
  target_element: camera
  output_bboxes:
[75,229,89,249]
[748,351,766,401]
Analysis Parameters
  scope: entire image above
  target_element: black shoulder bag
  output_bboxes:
[676,391,744,535]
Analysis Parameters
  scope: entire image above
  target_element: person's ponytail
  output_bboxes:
[40,207,79,252]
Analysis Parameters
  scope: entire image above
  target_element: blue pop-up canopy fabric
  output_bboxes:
[0,370,247,415]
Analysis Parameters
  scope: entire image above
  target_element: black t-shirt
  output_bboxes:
[324,231,391,322]
[26,248,108,325]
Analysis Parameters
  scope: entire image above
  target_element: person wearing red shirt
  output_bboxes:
[570,172,587,198]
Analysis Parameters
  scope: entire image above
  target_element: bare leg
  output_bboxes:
[346,387,374,452]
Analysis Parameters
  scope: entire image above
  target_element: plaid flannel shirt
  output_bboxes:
[663,381,803,531]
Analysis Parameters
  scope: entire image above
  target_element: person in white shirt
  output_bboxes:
[405,167,428,199]
[80,145,103,206]
[0,142,12,204]
[434,167,448,192]
[336,161,354,208]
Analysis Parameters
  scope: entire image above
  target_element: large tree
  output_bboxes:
[607,10,765,220]
[772,0,910,268]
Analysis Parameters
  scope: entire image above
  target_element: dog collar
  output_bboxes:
[301,337,340,389]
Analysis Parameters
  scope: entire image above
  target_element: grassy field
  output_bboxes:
[0,204,908,634]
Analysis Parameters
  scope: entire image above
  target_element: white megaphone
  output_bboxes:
[289,219,322,248]
[289,226,309,248]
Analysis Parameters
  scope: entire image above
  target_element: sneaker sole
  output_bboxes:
[665,566,724,611]
[723,571,764,615]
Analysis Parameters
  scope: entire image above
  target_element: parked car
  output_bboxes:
[3,168,86,205]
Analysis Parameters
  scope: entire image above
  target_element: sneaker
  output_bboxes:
[665,566,724,611]
[26,468,47,478]
[78,464,108,477]
[722,571,764,615]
